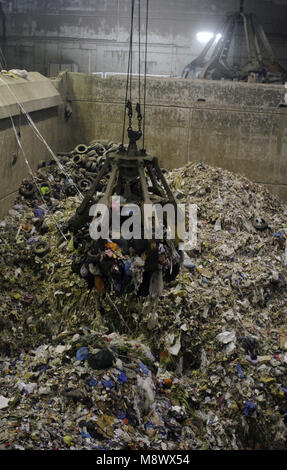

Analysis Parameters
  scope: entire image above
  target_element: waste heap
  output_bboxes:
[0,147,287,450]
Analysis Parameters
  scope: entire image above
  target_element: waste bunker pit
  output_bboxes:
[1,137,287,450]
[0,0,287,452]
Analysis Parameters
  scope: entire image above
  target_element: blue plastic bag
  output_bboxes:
[76,346,89,362]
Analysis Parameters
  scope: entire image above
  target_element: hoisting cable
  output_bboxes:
[121,0,147,148]
[128,0,134,116]
[142,0,149,152]
[121,0,135,146]
[138,0,141,107]
[137,0,142,137]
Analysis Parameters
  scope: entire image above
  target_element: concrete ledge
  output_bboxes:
[65,73,286,110]
[0,72,62,120]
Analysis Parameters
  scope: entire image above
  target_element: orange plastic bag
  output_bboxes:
[105,241,119,251]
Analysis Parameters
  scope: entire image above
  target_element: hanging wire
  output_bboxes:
[121,0,135,146]
[9,114,68,241]
[138,0,141,107]
[121,0,146,147]
[0,76,84,199]
[129,1,134,107]
[142,0,149,151]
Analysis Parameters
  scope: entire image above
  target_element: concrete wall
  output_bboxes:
[64,72,287,199]
[0,0,286,77]
[0,72,71,218]
[0,70,286,218]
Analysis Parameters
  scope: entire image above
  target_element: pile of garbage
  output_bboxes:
[1,146,287,450]
[0,328,198,450]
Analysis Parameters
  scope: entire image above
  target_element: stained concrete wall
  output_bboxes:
[0,70,287,218]
[63,72,287,199]
[0,0,286,77]
[0,72,71,218]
